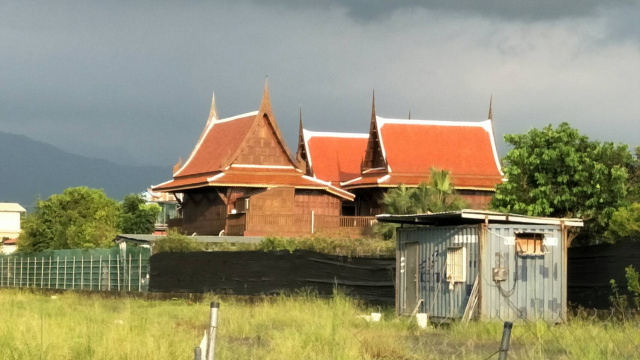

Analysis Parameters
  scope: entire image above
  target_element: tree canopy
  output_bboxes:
[18,188,161,252]
[119,194,161,234]
[491,122,636,244]
[19,187,120,252]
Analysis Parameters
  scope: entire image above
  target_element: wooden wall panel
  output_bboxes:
[458,190,494,210]
[181,189,227,235]
[248,187,295,215]
[294,190,341,216]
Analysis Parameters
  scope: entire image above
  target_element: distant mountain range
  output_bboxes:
[0,131,172,209]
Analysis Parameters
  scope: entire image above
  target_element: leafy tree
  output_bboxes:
[18,187,120,252]
[119,194,161,234]
[376,168,467,239]
[491,123,634,244]
[606,203,640,240]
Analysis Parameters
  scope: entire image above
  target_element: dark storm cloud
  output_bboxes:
[245,0,632,22]
[0,0,639,170]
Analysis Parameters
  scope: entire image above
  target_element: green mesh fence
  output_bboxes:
[0,247,151,292]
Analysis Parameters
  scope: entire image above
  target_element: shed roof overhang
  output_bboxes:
[376,209,584,227]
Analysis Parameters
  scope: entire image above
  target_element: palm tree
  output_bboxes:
[376,168,466,239]
[419,168,467,213]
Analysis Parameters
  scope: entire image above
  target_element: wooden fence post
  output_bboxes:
[20,258,23,287]
[108,254,111,291]
[90,256,93,290]
[206,302,220,360]
[56,257,59,289]
[48,257,52,288]
[41,257,44,288]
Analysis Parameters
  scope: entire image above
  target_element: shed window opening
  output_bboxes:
[515,232,546,256]
[446,247,466,283]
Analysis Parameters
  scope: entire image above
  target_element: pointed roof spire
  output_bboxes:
[299,107,304,134]
[408,110,411,120]
[259,76,271,111]
[208,91,218,122]
[488,95,493,121]
[371,89,376,117]
[296,106,310,174]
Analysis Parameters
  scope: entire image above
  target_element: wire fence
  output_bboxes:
[0,247,151,292]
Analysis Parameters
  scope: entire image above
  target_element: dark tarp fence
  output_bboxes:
[568,240,640,309]
[149,250,395,304]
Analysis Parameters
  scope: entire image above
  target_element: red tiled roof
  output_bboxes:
[3,238,17,245]
[152,174,214,191]
[378,117,502,177]
[153,169,354,200]
[342,174,501,190]
[342,117,503,190]
[304,131,368,184]
[174,112,257,177]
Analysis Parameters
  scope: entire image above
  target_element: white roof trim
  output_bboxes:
[340,176,362,186]
[216,110,259,123]
[485,120,504,176]
[377,174,391,183]
[302,175,331,186]
[302,129,314,173]
[174,110,259,176]
[376,116,502,177]
[151,179,174,190]
[374,117,391,173]
[303,130,369,139]
[376,116,493,129]
[207,173,226,182]
[362,167,386,174]
[231,164,295,169]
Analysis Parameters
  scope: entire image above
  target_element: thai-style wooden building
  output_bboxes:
[297,93,504,216]
[153,86,503,237]
[153,85,362,237]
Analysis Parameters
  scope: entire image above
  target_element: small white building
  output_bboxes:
[0,203,26,254]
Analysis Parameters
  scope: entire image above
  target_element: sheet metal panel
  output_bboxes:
[480,224,564,322]
[397,226,480,319]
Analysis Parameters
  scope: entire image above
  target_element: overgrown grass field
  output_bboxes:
[0,289,638,359]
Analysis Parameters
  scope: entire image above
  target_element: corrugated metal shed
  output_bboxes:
[381,210,582,323]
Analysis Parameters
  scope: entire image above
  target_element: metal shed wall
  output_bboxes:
[397,226,480,319]
[481,224,565,322]
[397,223,566,323]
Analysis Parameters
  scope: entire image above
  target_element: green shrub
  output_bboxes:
[153,231,203,253]
[256,236,395,257]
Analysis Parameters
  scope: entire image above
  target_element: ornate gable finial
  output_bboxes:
[371,89,376,118]
[296,106,310,174]
[172,157,183,175]
[259,76,271,112]
[208,91,218,122]
[488,94,493,121]
[408,110,411,120]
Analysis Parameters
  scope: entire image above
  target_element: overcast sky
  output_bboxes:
[1,0,639,167]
